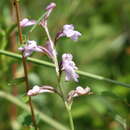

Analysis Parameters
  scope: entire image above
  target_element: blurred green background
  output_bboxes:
[0,0,130,130]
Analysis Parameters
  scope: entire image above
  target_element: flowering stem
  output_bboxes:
[44,24,74,130]
[14,0,37,130]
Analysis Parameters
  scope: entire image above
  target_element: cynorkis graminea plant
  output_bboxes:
[18,2,92,130]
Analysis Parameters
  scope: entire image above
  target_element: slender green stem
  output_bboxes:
[14,1,37,129]
[44,25,59,76]
[1,50,130,88]
[57,76,75,130]
[65,102,74,130]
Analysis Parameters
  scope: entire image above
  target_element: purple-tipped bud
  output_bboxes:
[20,18,36,27]
[45,2,56,10]
[62,53,79,82]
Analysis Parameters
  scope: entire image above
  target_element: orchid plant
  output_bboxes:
[17,2,92,130]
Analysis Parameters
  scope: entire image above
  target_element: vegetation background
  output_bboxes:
[0,0,130,130]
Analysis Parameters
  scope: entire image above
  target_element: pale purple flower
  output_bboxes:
[27,85,55,96]
[18,40,43,57]
[67,86,92,104]
[20,18,36,27]
[58,24,81,41]
[62,53,79,82]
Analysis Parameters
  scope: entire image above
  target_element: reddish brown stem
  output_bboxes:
[13,0,37,129]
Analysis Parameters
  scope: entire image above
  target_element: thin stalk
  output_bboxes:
[65,102,74,130]
[57,76,75,130]
[56,76,74,130]
[44,24,74,130]
[44,25,59,76]
[13,0,37,129]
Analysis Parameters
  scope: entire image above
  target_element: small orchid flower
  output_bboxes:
[67,86,92,104]
[18,40,43,57]
[20,18,36,27]
[27,85,55,96]
[61,53,79,82]
[57,24,81,41]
